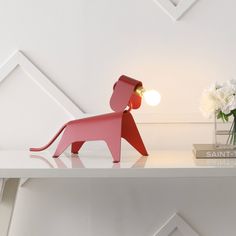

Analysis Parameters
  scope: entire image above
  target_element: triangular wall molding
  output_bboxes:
[0,50,85,191]
[0,51,209,124]
[153,0,199,21]
[0,50,83,118]
[154,213,200,236]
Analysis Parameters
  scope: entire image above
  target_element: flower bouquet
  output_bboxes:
[200,79,236,147]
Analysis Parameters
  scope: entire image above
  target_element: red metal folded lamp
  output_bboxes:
[30,75,156,163]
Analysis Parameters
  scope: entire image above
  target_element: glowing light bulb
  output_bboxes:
[143,89,161,106]
[136,87,161,106]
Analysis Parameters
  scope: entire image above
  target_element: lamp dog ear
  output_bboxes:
[110,75,143,112]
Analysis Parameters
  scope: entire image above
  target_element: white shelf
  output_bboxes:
[0,150,236,178]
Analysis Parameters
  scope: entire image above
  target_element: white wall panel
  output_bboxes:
[0,60,83,149]
[0,0,235,118]
[153,0,199,21]
[0,0,235,235]
[9,177,236,236]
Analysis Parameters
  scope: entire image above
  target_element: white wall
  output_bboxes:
[1,0,236,235]
[1,0,233,149]
[0,0,235,116]
[9,177,236,236]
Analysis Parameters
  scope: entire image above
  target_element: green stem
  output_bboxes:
[225,115,236,146]
[227,119,234,144]
[233,115,236,145]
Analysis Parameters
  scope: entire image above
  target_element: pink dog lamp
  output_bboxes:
[30,75,161,163]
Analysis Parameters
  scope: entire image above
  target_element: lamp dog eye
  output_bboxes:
[136,87,161,106]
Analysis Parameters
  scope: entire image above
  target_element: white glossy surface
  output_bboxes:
[0,150,236,177]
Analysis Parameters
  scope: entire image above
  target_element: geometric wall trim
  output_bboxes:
[153,0,199,21]
[0,50,84,119]
[0,51,210,125]
[0,51,86,187]
[154,213,200,236]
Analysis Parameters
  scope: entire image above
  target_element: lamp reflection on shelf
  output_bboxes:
[30,153,148,169]
[53,157,68,168]
[112,162,120,169]
[30,153,85,169]
[131,156,148,168]
[30,155,54,168]
[66,153,86,168]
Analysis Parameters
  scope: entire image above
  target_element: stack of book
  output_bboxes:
[193,144,236,159]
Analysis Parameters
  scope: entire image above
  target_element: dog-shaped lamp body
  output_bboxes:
[30,75,148,163]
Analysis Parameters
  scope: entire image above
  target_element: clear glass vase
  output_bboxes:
[214,114,236,149]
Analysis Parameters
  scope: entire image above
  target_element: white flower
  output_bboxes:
[200,83,221,118]
[200,79,236,119]
[216,86,234,114]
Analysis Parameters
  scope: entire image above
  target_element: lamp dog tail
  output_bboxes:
[30,123,68,152]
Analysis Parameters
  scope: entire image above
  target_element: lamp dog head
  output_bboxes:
[110,75,143,112]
